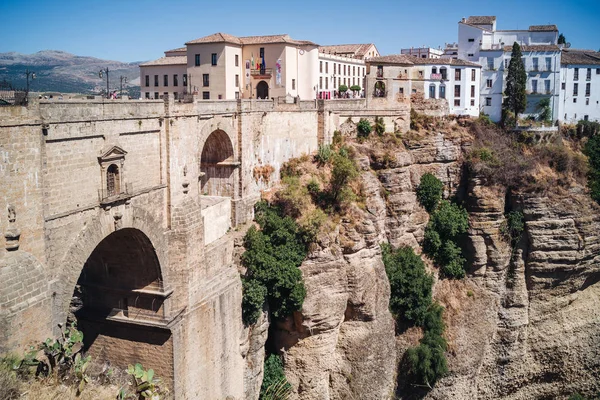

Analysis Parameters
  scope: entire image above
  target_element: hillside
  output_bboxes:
[0,50,142,96]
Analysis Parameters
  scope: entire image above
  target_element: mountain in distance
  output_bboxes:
[0,50,143,97]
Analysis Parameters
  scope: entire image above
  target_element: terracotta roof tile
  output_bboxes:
[529,25,558,32]
[185,33,316,46]
[185,32,242,45]
[367,55,415,65]
[408,56,482,67]
[239,34,317,46]
[319,44,376,58]
[139,56,187,67]
[166,47,186,53]
[465,16,496,25]
[561,50,600,66]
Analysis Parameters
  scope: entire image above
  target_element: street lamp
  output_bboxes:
[99,67,109,98]
[119,76,128,98]
[25,69,36,96]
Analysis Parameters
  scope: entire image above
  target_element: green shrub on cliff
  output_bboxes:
[416,173,444,213]
[241,201,307,325]
[357,118,372,140]
[423,200,469,279]
[260,354,291,400]
[381,244,433,325]
[585,134,600,204]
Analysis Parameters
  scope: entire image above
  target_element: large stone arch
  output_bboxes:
[55,205,169,328]
[54,205,175,385]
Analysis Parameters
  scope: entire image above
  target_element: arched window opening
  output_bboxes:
[200,130,236,197]
[374,81,386,98]
[440,67,448,80]
[440,84,446,99]
[107,164,120,197]
[432,67,437,74]
[429,84,436,99]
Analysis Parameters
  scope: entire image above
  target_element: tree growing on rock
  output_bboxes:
[503,42,527,125]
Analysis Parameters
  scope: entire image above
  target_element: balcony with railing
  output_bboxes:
[251,68,273,78]
[98,182,133,204]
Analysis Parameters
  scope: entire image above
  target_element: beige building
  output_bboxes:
[366,54,481,117]
[141,33,319,100]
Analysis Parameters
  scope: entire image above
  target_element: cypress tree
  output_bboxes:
[503,42,527,125]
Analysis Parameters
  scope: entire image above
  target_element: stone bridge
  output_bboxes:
[0,96,409,399]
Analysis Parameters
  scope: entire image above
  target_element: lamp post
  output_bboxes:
[25,69,36,96]
[99,67,109,98]
[119,76,128,98]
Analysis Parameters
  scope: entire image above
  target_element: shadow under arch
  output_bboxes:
[200,129,236,197]
[70,227,175,385]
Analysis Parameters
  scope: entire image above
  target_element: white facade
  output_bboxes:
[559,55,600,123]
[419,62,481,116]
[317,53,366,98]
[457,16,561,122]
[479,48,561,121]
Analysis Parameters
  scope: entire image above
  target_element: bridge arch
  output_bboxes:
[200,129,236,197]
[55,207,175,384]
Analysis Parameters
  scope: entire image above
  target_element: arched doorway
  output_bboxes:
[70,228,174,385]
[257,81,269,99]
[200,129,236,197]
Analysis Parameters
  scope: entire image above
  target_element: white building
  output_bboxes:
[317,44,379,99]
[366,54,481,117]
[443,43,459,59]
[457,16,561,122]
[559,49,600,123]
[400,47,444,59]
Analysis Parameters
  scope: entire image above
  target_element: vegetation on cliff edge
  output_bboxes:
[241,201,308,325]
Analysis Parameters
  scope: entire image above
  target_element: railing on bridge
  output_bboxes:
[0,80,27,106]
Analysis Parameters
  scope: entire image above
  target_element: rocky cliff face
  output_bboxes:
[426,179,600,399]
[244,124,600,399]
[265,128,468,400]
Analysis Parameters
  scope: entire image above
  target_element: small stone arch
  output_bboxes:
[374,81,386,97]
[200,129,236,197]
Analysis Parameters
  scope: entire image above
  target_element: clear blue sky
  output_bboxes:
[2,0,599,62]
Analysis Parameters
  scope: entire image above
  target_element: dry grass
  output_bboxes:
[467,121,589,193]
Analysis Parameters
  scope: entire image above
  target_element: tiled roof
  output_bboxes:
[185,33,317,46]
[465,16,496,25]
[139,56,187,67]
[529,25,558,32]
[561,50,600,66]
[503,44,561,52]
[166,47,186,53]
[185,32,242,45]
[408,56,482,67]
[367,54,415,65]
[239,34,317,46]
[319,44,376,58]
